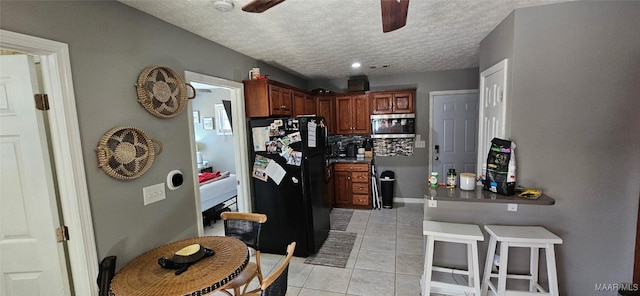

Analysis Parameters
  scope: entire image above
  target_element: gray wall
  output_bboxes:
[377,2,640,293]
[192,88,236,174]
[429,2,640,295]
[310,69,480,198]
[0,0,306,270]
[508,2,640,293]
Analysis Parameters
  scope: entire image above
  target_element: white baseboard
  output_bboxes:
[393,197,424,204]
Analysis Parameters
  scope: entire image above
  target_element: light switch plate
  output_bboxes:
[507,203,518,212]
[143,183,166,205]
[428,199,438,208]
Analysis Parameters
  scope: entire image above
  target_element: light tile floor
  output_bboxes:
[204,202,447,296]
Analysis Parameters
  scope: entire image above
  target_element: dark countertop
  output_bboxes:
[423,186,555,205]
[328,157,374,165]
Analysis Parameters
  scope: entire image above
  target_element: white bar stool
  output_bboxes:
[421,220,484,295]
[481,225,563,296]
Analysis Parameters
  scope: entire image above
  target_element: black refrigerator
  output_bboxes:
[247,116,330,257]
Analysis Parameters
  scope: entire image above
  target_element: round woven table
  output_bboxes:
[109,236,249,296]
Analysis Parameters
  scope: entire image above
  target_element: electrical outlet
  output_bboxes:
[428,199,438,208]
[507,203,518,212]
[143,183,166,205]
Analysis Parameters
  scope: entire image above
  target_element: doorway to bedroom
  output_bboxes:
[184,71,251,237]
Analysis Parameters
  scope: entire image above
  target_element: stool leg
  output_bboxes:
[471,240,481,295]
[481,236,497,296]
[545,244,560,296]
[423,236,435,295]
[497,242,509,295]
[467,242,474,289]
[529,247,539,292]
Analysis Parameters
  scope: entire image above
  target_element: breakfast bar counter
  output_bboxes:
[421,186,560,291]
[424,186,555,205]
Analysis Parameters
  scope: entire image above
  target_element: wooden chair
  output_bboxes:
[243,242,296,296]
[220,212,268,296]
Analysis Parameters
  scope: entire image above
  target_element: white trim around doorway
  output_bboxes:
[183,71,251,236]
[1,29,99,296]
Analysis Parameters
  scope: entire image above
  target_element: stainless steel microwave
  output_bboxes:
[370,114,416,138]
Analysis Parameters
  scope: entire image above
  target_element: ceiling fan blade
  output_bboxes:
[381,0,409,33]
[242,0,286,13]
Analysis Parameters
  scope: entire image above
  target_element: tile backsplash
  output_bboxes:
[373,138,414,156]
[327,135,370,157]
[328,135,414,157]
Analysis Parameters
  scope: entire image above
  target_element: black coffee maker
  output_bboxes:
[346,143,357,158]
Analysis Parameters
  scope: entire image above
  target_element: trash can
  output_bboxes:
[380,171,395,209]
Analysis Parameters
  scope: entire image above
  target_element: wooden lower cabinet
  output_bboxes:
[333,163,371,209]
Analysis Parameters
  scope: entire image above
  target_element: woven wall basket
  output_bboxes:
[136,65,195,118]
[96,126,163,180]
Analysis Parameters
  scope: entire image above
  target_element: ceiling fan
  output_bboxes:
[241,0,285,13]
[241,0,410,33]
[381,0,410,33]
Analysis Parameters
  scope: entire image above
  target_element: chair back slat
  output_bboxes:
[259,242,296,296]
[221,212,267,251]
[261,265,288,296]
[224,219,261,250]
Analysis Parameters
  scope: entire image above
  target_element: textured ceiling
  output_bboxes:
[119,0,573,80]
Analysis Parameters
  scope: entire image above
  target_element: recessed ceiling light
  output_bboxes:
[351,62,361,69]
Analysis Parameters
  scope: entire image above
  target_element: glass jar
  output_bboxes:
[446,168,457,188]
[429,172,439,188]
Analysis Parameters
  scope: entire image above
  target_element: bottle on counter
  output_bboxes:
[429,172,439,188]
[446,168,457,189]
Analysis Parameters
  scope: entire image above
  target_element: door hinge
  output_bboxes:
[34,93,50,111]
[56,225,69,242]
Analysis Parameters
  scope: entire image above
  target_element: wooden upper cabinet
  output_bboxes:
[316,95,335,135]
[292,91,306,116]
[293,91,317,117]
[243,79,293,117]
[335,95,353,134]
[335,93,370,135]
[371,93,393,114]
[269,84,292,116]
[304,94,316,115]
[371,89,415,114]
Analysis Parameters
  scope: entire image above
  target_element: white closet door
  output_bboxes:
[477,59,509,178]
[0,55,70,296]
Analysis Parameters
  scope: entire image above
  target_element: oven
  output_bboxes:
[370,113,416,138]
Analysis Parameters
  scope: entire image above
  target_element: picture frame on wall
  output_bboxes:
[202,117,214,130]
[193,110,200,123]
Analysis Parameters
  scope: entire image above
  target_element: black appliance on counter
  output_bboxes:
[247,116,330,257]
[346,143,357,158]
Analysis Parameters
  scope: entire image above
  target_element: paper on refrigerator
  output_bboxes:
[265,159,286,185]
[307,121,317,147]
[252,126,270,151]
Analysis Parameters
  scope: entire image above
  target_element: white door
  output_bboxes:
[477,59,509,178]
[430,90,479,180]
[0,55,71,295]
